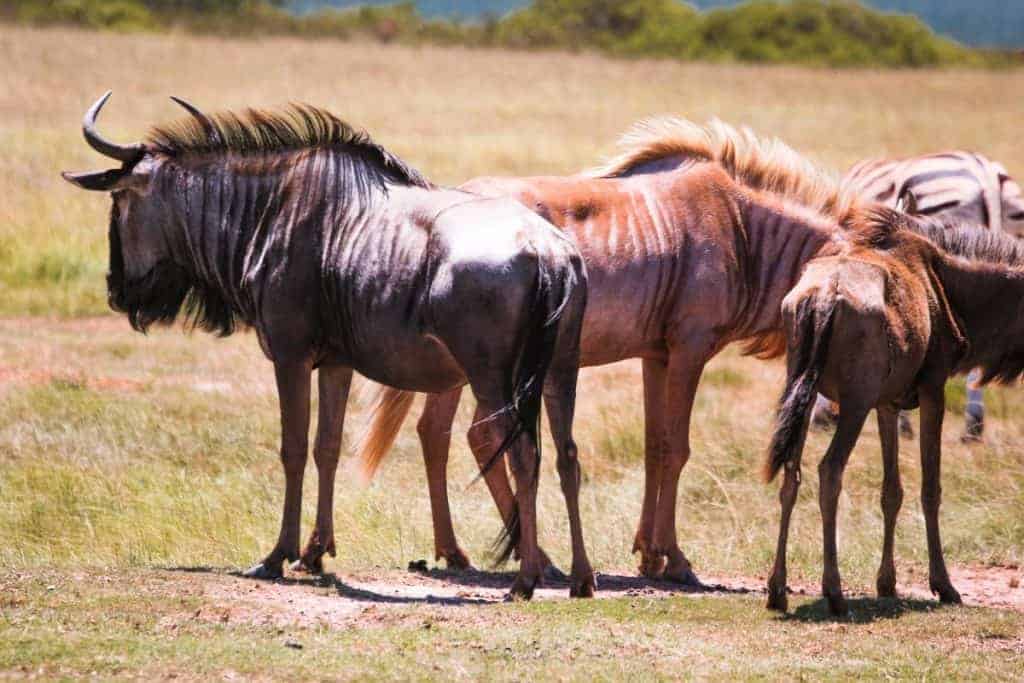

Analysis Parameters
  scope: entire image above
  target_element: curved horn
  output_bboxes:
[83,91,145,162]
[170,95,220,144]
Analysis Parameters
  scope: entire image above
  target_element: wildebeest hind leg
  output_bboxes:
[418,388,473,570]
[876,406,902,598]
[467,408,563,580]
[545,362,595,598]
[817,401,871,616]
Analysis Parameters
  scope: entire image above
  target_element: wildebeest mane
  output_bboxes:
[908,215,1024,268]
[852,206,1024,268]
[147,103,433,191]
[111,104,438,338]
[587,116,860,223]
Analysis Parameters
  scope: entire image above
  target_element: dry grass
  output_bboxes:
[3,25,1024,313]
[2,24,1024,679]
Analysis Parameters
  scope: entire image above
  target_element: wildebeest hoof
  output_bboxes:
[542,563,567,583]
[932,582,962,605]
[825,590,849,617]
[637,553,666,579]
[243,562,283,580]
[291,556,324,575]
[664,560,702,587]
[876,573,897,599]
[442,549,473,571]
[506,576,537,601]
[570,573,596,598]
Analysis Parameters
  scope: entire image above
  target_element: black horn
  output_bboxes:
[170,95,221,144]
[82,91,145,163]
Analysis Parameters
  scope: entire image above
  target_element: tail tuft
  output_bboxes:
[353,385,416,483]
[763,297,837,482]
[487,251,577,566]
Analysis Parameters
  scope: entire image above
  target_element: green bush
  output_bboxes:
[16,0,156,31]
[6,0,1020,69]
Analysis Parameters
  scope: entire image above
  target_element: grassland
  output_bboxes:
[2,25,1024,679]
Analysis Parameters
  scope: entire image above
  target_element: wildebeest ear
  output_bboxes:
[896,190,918,214]
[61,168,131,192]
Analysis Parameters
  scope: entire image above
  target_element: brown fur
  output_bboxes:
[764,214,1024,615]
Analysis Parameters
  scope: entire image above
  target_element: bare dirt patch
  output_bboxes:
[139,561,1024,631]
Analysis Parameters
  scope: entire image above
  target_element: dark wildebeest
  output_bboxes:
[764,208,1024,615]
[349,118,869,583]
[61,93,591,599]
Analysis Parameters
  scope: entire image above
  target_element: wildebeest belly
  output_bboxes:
[341,329,466,393]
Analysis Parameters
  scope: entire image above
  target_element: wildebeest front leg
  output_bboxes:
[293,364,353,574]
[652,348,708,586]
[419,388,473,570]
[876,405,903,598]
[244,360,312,580]
[634,358,667,579]
[919,386,962,604]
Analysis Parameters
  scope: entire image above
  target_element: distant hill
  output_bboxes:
[289,1,1024,48]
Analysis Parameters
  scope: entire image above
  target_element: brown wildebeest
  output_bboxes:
[764,209,1023,615]
[61,93,591,599]
[347,118,868,583]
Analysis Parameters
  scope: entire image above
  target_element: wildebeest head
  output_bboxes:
[62,92,224,333]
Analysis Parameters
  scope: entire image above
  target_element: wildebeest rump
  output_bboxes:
[61,93,591,599]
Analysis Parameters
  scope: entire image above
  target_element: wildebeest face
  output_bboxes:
[63,92,191,331]
[103,170,192,330]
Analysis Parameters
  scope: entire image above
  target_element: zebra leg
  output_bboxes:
[810,394,839,431]
[898,410,914,440]
[962,368,984,442]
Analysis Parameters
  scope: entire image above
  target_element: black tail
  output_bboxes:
[481,252,578,566]
[764,296,838,483]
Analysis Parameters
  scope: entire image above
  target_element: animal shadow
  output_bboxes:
[782,596,948,623]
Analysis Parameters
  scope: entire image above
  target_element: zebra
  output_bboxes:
[812,151,1024,440]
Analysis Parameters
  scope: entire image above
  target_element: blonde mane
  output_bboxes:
[587,116,860,222]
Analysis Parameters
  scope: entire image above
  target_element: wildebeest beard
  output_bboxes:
[106,203,238,336]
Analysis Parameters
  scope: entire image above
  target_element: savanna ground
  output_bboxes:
[2,24,1024,679]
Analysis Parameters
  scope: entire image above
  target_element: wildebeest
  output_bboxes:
[61,93,591,599]
[350,117,868,583]
[812,151,1024,440]
[764,209,1024,615]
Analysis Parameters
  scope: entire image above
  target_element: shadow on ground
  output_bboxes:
[161,564,756,608]
[781,596,949,624]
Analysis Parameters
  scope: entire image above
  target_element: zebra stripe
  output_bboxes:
[841,151,1024,237]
